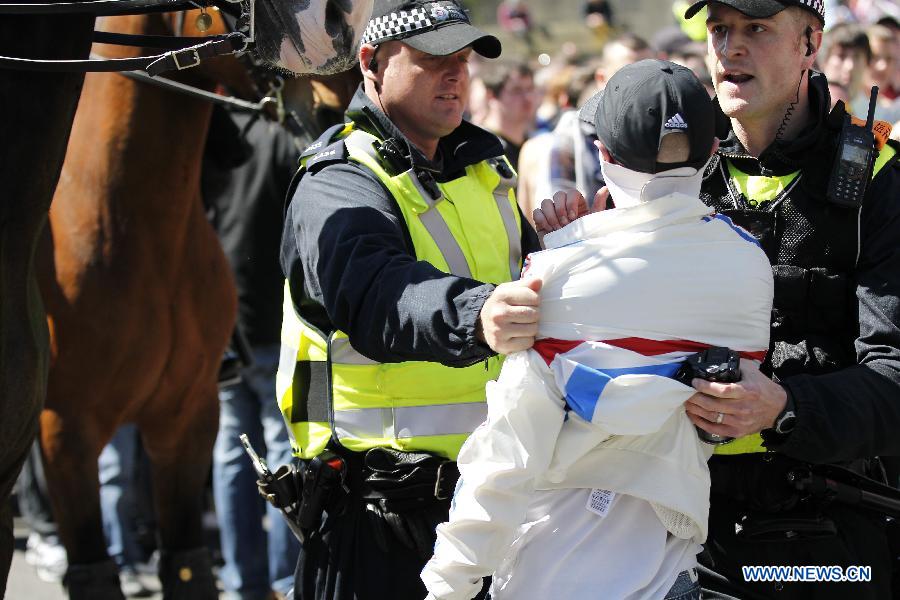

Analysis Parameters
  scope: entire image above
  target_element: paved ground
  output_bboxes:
[4,513,239,600]
[6,518,165,600]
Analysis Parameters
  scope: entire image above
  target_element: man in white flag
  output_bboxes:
[421,60,774,600]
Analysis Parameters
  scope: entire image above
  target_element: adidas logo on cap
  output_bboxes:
[664,113,688,129]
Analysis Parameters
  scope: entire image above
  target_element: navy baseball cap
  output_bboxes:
[684,0,825,24]
[362,0,501,58]
[578,59,715,174]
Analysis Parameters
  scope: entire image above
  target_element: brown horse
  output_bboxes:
[0,1,372,595]
[0,10,94,594]
[36,11,254,599]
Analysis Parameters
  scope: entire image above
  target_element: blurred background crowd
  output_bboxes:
[9,0,899,598]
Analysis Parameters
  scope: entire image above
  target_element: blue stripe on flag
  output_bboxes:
[565,362,682,422]
[704,213,761,247]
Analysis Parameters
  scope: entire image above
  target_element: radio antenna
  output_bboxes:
[866,86,879,131]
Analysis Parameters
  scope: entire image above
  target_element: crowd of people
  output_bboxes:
[11,0,900,598]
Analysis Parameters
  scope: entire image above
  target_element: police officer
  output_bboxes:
[534,0,900,597]
[676,0,900,597]
[276,1,540,599]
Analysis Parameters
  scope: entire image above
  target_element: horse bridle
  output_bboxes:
[0,0,255,76]
[0,0,310,138]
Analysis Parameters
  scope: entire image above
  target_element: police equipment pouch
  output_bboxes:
[244,435,347,542]
[242,435,307,541]
[826,86,879,208]
[736,512,837,542]
[710,454,801,513]
[296,450,347,532]
[675,346,741,444]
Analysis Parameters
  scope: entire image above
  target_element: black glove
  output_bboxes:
[362,448,457,557]
[365,499,448,558]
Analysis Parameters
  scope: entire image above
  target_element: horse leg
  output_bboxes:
[140,384,219,600]
[0,495,12,598]
[40,410,125,600]
[0,14,92,590]
[0,220,48,595]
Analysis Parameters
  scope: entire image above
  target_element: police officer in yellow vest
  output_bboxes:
[533,0,900,597]
[674,0,900,597]
[276,1,540,598]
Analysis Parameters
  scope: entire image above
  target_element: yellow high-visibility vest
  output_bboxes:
[277,126,523,460]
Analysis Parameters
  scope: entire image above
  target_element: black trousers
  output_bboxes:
[293,495,489,600]
[700,493,893,599]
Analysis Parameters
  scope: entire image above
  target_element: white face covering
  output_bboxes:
[599,159,656,209]
[599,156,709,209]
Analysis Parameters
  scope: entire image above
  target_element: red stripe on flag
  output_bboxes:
[604,337,709,355]
[533,339,581,365]
[534,337,766,364]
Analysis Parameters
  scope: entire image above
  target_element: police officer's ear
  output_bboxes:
[802,26,823,67]
[361,44,381,91]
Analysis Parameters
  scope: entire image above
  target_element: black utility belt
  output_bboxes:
[347,446,459,506]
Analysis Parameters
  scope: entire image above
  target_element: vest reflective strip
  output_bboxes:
[491,171,523,280]
[331,336,377,365]
[343,132,475,278]
[419,208,473,277]
[406,167,473,278]
[333,402,488,441]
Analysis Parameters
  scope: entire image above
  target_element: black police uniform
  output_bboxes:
[698,72,900,599]
[280,86,539,600]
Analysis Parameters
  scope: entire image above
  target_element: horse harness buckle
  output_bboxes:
[173,48,201,71]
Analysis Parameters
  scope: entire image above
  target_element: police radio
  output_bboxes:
[826,86,879,208]
[361,105,411,175]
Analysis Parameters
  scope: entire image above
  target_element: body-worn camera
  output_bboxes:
[675,347,741,445]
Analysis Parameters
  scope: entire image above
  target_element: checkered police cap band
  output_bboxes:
[796,0,825,20]
[362,1,471,46]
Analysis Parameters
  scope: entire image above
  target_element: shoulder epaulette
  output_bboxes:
[303,139,347,173]
[284,123,351,217]
[299,122,349,164]
[300,123,346,157]
[300,123,352,173]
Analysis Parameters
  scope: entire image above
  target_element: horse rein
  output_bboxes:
[0,0,254,77]
[108,62,311,144]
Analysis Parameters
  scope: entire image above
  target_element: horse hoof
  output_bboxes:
[158,547,218,600]
[64,559,125,600]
